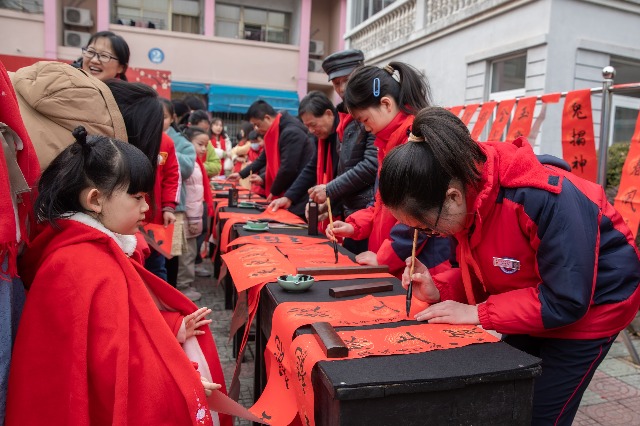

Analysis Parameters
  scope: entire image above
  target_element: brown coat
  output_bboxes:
[11,61,127,170]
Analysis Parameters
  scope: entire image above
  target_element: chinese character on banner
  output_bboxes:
[506,97,537,140]
[614,110,640,238]
[561,90,597,182]
[470,101,496,140]
[487,99,516,141]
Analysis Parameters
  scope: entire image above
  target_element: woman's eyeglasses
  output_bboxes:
[416,204,443,236]
[81,48,117,64]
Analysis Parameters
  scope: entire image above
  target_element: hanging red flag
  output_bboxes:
[506,96,537,140]
[459,104,479,126]
[487,99,516,141]
[447,105,464,117]
[470,101,497,140]
[614,110,640,237]
[561,89,597,182]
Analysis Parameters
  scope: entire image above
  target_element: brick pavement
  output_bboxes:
[192,259,640,425]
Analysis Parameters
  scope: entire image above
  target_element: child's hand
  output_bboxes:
[200,376,222,397]
[326,220,353,240]
[183,307,212,339]
[355,251,378,266]
[188,223,200,235]
[163,211,176,227]
[401,258,440,304]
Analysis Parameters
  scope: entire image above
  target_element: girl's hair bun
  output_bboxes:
[72,126,88,146]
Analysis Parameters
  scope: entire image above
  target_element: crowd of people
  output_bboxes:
[0,28,638,426]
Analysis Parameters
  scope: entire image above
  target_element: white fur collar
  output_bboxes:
[66,212,137,256]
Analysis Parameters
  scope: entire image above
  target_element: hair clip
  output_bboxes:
[384,64,401,83]
[408,132,425,142]
[373,77,380,97]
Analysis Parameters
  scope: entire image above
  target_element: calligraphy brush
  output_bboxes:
[248,170,252,200]
[326,197,338,264]
[407,228,418,318]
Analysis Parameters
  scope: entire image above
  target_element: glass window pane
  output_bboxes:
[216,21,239,38]
[491,54,526,93]
[144,0,168,10]
[268,11,285,27]
[267,28,288,44]
[244,23,263,41]
[612,106,638,144]
[216,4,240,20]
[244,8,267,24]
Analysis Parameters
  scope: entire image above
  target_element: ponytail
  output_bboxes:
[344,62,432,115]
[379,107,486,216]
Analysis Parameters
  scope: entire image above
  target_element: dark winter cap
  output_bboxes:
[322,49,365,82]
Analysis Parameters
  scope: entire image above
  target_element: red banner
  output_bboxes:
[459,104,479,126]
[561,89,597,182]
[506,96,537,140]
[139,223,174,258]
[447,105,464,117]
[614,110,640,237]
[249,296,498,425]
[221,244,296,292]
[470,101,497,140]
[487,99,516,141]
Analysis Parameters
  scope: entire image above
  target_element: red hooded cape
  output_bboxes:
[8,218,231,426]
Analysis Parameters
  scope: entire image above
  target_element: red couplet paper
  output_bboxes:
[459,104,479,126]
[447,105,464,117]
[277,244,354,267]
[139,223,174,259]
[249,295,497,425]
[227,234,326,248]
[291,324,500,426]
[470,101,497,140]
[561,89,597,182]
[614,110,640,237]
[506,96,537,140]
[221,244,296,293]
[487,99,516,141]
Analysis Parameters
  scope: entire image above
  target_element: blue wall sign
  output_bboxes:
[148,48,165,64]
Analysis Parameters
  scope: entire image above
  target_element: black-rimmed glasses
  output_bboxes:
[81,47,118,64]
[416,204,443,236]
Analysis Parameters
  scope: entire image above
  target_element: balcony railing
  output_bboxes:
[346,0,514,58]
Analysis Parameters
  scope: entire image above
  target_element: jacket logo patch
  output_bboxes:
[158,151,168,165]
[493,257,520,274]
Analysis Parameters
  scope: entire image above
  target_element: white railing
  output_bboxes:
[346,0,416,55]
[346,0,514,56]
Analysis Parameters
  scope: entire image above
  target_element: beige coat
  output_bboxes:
[10,61,128,170]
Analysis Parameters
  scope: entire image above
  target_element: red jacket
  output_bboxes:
[434,138,640,339]
[145,133,180,225]
[345,113,451,277]
[9,217,231,426]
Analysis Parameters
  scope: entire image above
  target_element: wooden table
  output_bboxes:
[255,278,542,426]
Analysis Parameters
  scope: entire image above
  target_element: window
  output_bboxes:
[112,0,202,34]
[351,0,397,27]
[0,0,43,13]
[609,57,640,145]
[490,53,527,94]
[215,3,290,44]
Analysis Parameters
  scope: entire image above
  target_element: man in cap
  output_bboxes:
[269,48,377,254]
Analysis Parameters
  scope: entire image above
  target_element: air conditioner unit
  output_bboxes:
[63,7,93,27]
[308,58,324,73]
[309,39,324,56]
[64,30,92,48]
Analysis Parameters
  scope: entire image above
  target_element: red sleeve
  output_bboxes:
[345,205,375,240]
[160,137,180,210]
[159,311,185,336]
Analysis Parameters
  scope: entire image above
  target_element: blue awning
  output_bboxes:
[171,81,208,94]
[208,84,299,116]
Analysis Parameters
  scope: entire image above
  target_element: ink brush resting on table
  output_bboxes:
[407,228,418,317]
[326,197,338,263]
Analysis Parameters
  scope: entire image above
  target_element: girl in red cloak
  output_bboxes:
[7,127,231,426]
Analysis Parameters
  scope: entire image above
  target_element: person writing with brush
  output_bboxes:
[379,106,640,426]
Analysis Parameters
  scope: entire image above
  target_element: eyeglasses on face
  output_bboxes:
[415,204,443,237]
[81,47,118,64]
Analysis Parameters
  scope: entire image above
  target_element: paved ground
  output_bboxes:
[192,259,640,426]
